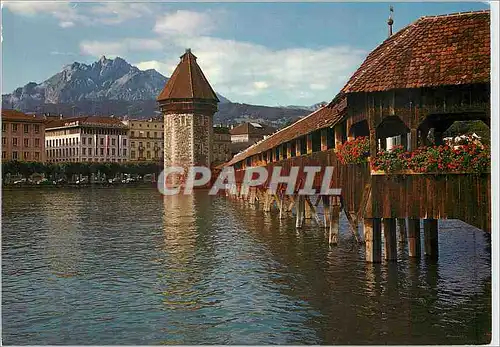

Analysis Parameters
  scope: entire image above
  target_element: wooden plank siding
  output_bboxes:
[368,174,490,232]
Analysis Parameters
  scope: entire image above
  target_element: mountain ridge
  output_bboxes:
[2,56,312,127]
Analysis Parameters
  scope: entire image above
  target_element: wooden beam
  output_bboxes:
[345,210,361,243]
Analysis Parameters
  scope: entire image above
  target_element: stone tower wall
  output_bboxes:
[164,114,194,170]
[193,114,213,167]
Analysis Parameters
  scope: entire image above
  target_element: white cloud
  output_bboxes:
[59,21,75,28]
[3,1,69,16]
[132,35,366,104]
[254,81,269,90]
[50,51,76,56]
[2,1,84,27]
[3,1,153,27]
[73,7,366,105]
[90,3,153,25]
[154,10,216,36]
[80,39,163,57]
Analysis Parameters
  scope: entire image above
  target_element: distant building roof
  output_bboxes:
[225,96,347,166]
[341,10,490,93]
[46,116,128,129]
[1,109,45,123]
[229,122,276,136]
[157,49,219,102]
[213,126,230,134]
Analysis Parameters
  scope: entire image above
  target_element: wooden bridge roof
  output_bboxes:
[224,10,490,167]
[225,95,347,166]
[341,10,490,93]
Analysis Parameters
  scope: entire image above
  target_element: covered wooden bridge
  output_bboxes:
[222,11,491,263]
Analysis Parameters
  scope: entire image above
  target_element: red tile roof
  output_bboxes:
[1,109,45,123]
[46,116,127,129]
[225,95,347,166]
[341,10,490,93]
[157,49,219,102]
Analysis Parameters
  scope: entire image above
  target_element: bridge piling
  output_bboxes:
[364,218,382,263]
[296,195,305,228]
[322,196,331,228]
[304,199,312,219]
[423,219,439,260]
[397,218,407,243]
[383,218,398,261]
[328,201,341,245]
[407,218,421,258]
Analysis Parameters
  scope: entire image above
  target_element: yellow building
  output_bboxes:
[122,118,164,161]
[2,109,46,162]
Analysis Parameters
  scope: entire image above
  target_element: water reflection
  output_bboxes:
[1,188,492,345]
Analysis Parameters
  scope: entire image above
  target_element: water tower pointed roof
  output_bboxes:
[157,49,219,102]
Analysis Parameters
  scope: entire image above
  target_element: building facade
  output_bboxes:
[2,109,46,162]
[212,125,232,165]
[122,118,164,161]
[157,49,219,170]
[45,116,129,163]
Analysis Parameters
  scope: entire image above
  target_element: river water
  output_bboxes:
[1,188,491,345]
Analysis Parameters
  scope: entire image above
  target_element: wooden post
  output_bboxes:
[334,124,343,150]
[423,218,438,260]
[408,218,421,258]
[287,142,292,158]
[296,195,304,228]
[306,134,313,154]
[369,129,377,158]
[329,202,341,245]
[296,139,302,156]
[383,218,397,261]
[397,218,407,243]
[304,197,312,219]
[409,128,418,150]
[320,129,328,151]
[278,194,285,219]
[306,197,322,226]
[287,196,295,212]
[364,218,382,263]
[322,196,330,228]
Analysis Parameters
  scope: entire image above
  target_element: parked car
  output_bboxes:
[37,178,55,186]
[76,177,89,184]
[108,177,122,184]
[13,178,27,185]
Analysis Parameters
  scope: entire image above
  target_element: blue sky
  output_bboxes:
[2,1,489,106]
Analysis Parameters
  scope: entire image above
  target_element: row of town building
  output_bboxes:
[1,109,276,166]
